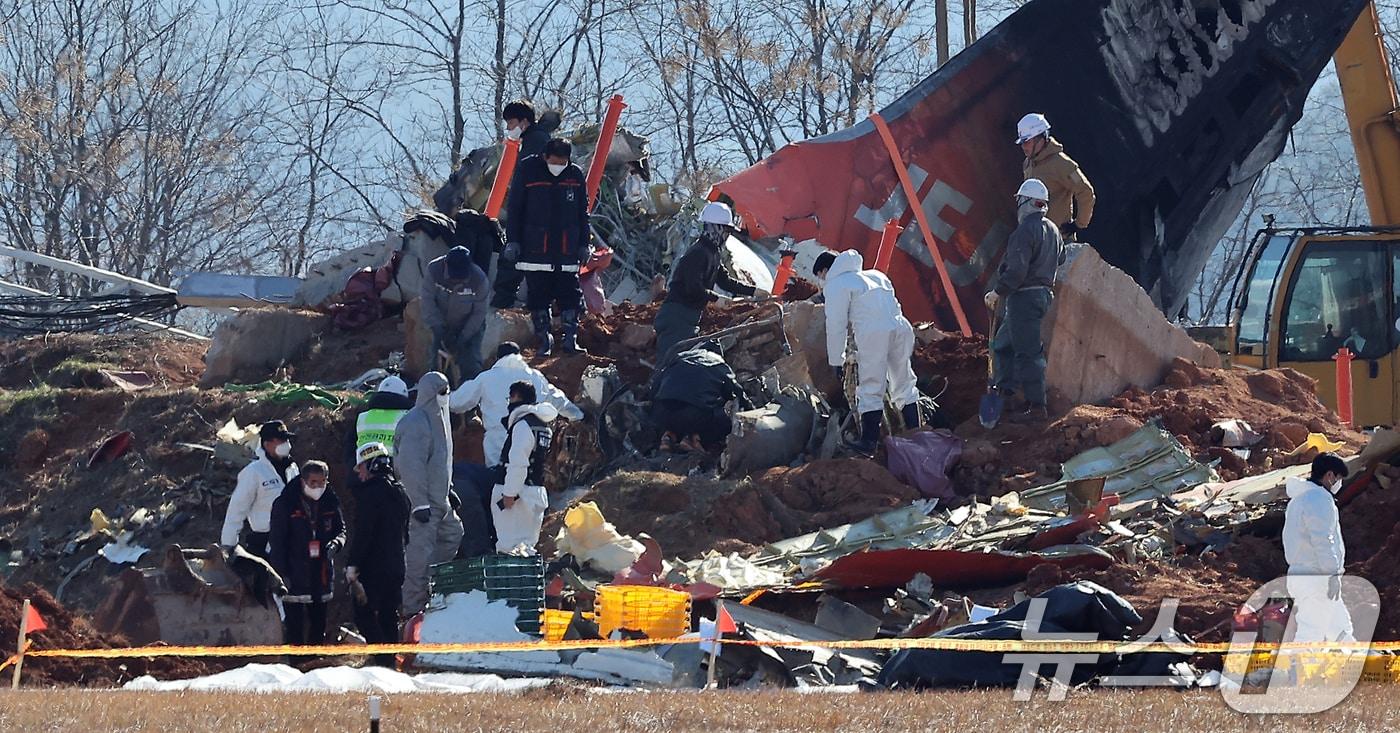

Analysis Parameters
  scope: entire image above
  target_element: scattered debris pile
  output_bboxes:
[541,459,920,559]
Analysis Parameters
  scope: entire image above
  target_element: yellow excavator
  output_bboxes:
[1230,4,1400,427]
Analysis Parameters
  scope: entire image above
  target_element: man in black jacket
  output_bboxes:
[493,100,562,309]
[345,443,412,666]
[655,202,765,361]
[268,460,345,646]
[651,341,753,452]
[505,138,591,356]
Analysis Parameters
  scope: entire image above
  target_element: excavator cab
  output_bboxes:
[1231,227,1400,426]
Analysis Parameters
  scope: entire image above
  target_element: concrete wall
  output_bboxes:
[1043,246,1220,405]
[200,309,328,388]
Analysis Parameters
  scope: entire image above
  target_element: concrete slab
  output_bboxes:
[1044,246,1220,406]
[199,308,328,387]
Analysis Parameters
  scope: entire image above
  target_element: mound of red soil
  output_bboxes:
[0,583,214,686]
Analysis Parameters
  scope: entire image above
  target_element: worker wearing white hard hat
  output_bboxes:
[653,201,770,362]
[345,375,416,489]
[984,178,1063,422]
[1016,112,1095,241]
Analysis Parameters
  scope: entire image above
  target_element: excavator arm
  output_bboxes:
[1336,2,1400,226]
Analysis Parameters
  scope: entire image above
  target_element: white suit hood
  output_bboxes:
[821,249,906,367]
[1283,476,1345,576]
[509,402,560,425]
[449,355,581,466]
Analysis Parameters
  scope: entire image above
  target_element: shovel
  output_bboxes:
[978,303,1004,429]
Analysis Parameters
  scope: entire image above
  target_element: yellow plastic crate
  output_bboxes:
[594,584,692,640]
[541,609,596,641]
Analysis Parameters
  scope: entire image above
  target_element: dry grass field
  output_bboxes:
[1,685,1397,732]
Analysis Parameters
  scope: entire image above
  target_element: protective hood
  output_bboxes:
[1286,476,1328,499]
[825,249,864,282]
[493,353,531,375]
[1030,136,1065,165]
[415,372,450,408]
[508,402,559,426]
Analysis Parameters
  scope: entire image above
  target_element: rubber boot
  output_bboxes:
[561,309,585,354]
[846,410,883,455]
[901,403,920,430]
[531,309,553,357]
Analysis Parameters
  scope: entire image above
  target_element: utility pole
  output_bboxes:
[936,0,950,65]
[964,0,977,47]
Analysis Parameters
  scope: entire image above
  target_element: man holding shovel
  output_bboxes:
[984,178,1063,424]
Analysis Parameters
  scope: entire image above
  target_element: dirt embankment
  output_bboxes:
[542,459,920,560]
[951,358,1364,497]
[0,583,214,686]
[0,333,206,390]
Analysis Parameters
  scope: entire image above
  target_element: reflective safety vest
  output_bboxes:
[356,408,408,453]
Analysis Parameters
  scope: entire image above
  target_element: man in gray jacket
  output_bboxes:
[984,178,1062,422]
[392,371,464,615]
[421,246,490,383]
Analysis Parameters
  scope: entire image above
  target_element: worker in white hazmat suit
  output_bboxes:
[814,249,920,454]
[1282,452,1355,643]
[490,381,558,553]
[449,341,583,466]
[392,371,464,615]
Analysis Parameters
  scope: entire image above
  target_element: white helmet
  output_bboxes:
[377,375,409,397]
[1015,113,1051,144]
[699,201,735,228]
[1016,178,1050,202]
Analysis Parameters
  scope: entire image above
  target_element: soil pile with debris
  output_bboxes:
[543,459,919,559]
[577,300,780,385]
[0,333,206,390]
[911,334,989,426]
[953,358,1364,497]
[287,316,408,386]
[1,382,357,616]
[0,582,213,686]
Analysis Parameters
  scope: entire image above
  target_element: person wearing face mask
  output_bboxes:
[654,202,767,362]
[345,442,411,666]
[392,371,464,616]
[490,381,557,553]
[268,461,345,646]
[505,138,592,357]
[419,245,490,383]
[1016,113,1094,241]
[491,100,562,309]
[221,420,300,558]
[1283,452,1355,643]
[812,249,920,455]
[984,178,1063,423]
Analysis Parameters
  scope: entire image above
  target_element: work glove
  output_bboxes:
[984,291,1000,310]
[325,538,342,556]
[1328,574,1342,601]
[1060,222,1080,241]
[502,241,521,262]
[412,507,432,524]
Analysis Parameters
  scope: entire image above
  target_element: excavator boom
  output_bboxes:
[1336,3,1400,226]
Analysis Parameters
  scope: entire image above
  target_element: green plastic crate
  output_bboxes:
[430,555,545,633]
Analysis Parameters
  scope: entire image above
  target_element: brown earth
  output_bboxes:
[0,333,206,390]
[0,583,214,686]
[542,459,919,560]
[952,358,1364,497]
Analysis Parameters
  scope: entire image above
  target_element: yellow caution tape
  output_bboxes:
[16,637,1400,660]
